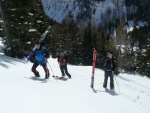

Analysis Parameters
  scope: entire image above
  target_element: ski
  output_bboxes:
[52,76,67,81]
[33,26,51,50]
[39,26,51,42]
[90,50,97,88]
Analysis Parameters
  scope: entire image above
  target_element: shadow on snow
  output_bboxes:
[92,88,118,96]
[0,54,27,68]
[24,76,48,83]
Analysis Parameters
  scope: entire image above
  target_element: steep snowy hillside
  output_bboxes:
[0,52,150,113]
[42,0,127,26]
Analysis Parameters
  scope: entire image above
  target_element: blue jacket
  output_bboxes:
[28,46,49,64]
[35,46,46,64]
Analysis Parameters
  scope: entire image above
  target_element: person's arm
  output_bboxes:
[97,57,106,63]
[33,45,37,50]
[57,55,61,65]
[27,50,35,60]
[43,47,50,58]
[112,57,118,75]
[112,57,117,69]
[57,55,60,62]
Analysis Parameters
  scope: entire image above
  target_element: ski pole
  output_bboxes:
[47,60,55,76]
[114,75,120,92]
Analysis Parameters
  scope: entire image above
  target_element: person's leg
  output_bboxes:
[41,63,50,79]
[60,65,65,77]
[110,72,114,89]
[103,71,108,88]
[64,65,71,78]
[31,61,40,77]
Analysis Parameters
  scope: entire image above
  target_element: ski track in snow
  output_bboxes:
[0,54,150,113]
[117,75,150,109]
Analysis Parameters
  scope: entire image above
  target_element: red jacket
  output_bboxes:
[58,52,68,65]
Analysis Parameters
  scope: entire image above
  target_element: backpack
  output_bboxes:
[40,43,50,58]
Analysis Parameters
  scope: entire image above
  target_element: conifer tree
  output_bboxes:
[0,0,51,58]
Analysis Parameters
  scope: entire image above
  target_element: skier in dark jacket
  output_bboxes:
[102,50,117,90]
[27,41,50,79]
[57,50,71,79]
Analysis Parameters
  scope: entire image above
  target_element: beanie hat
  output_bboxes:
[35,40,41,44]
[108,50,113,54]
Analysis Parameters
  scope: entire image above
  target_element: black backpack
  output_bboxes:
[40,42,50,58]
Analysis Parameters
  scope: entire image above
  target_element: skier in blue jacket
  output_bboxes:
[27,41,50,79]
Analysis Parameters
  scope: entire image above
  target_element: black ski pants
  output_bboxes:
[60,65,71,78]
[103,71,114,89]
[32,61,49,77]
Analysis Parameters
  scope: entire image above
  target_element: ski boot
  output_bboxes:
[34,72,40,77]
[67,74,72,79]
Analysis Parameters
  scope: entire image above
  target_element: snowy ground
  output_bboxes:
[0,53,150,113]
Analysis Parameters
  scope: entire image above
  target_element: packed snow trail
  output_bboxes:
[0,53,150,113]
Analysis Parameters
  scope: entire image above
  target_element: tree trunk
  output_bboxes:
[0,0,12,47]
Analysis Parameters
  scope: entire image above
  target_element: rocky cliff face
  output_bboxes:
[42,0,128,26]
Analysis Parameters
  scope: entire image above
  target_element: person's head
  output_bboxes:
[60,49,64,54]
[35,40,41,49]
[107,50,113,58]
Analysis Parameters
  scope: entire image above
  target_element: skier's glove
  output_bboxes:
[114,69,118,76]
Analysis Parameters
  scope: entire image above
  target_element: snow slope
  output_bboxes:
[0,53,150,113]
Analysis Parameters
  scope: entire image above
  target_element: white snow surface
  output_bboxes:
[0,53,150,113]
